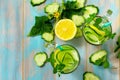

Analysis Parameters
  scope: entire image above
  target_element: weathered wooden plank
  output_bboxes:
[23,0,56,80]
[0,0,23,80]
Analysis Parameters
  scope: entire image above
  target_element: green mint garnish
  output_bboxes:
[28,16,53,37]
[107,9,113,16]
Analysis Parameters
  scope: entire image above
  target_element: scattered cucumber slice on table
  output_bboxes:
[83,5,99,19]
[44,3,60,15]
[75,0,86,9]
[31,0,46,6]
[71,15,85,26]
[83,72,100,80]
[42,32,54,42]
[89,50,109,68]
[34,52,48,67]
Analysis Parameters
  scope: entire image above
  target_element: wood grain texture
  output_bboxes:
[0,0,23,80]
[0,0,120,80]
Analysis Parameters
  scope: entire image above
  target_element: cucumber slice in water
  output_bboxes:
[86,33,99,42]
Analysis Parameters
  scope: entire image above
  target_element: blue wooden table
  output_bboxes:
[0,0,120,80]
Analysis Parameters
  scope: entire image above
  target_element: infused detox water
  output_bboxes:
[83,16,112,45]
[50,44,80,74]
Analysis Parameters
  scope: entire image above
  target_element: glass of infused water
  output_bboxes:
[83,16,112,45]
[50,44,80,74]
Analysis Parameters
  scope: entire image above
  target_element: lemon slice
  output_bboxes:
[55,19,77,41]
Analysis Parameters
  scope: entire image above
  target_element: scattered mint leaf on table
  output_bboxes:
[107,9,113,16]
[104,29,116,39]
[117,52,120,58]
[114,36,120,59]
[108,33,116,39]
[103,60,110,68]
[28,16,53,37]
[114,36,120,52]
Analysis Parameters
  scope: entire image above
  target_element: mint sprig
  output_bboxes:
[107,9,113,16]
[85,13,96,25]
[28,16,53,37]
[114,36,120,58]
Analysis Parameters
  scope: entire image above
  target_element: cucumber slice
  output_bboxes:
[83,5,99,19]
[75,0,86,9]
[65,0,86,9]
[89,50,109,68]
[83,72,100,80]
[34,52,48,67]
[44,3,60,15]
[42,32,54,42]
[31,0,46,6]
[86,33,99,42]
[90,50,107,63]
[71,15,85,26]
[56,50,75,63]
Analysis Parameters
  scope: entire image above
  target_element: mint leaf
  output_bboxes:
[103,60,110,68]
[64,1,78,9]
[114,46,120,52]
[53,64,65,74]
[85,13,96,24]
[28,16,53,37]
[110,33,116,39]
[117,36,120,45]
[93,17,102,29]
[114,36,120,59]
[104,28,116,39]
[28,26,41,37]
[48,52,55,66]
[117,52,120,58]
[94,17,102,25]
[114,36,120,52]
[107,9,113,16]
[94,57,105,65]
[49,52,65,75]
